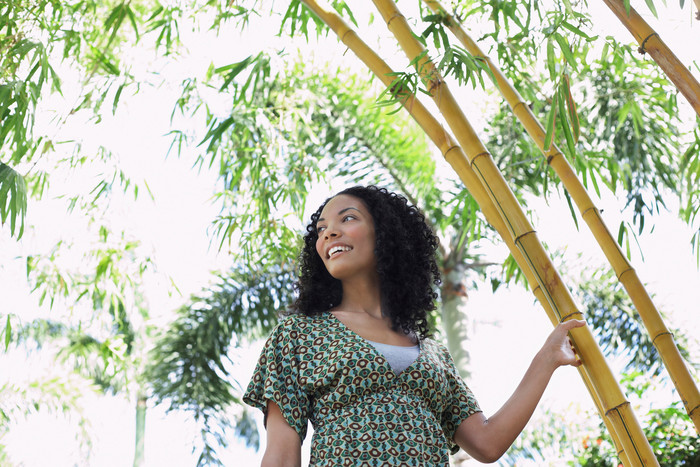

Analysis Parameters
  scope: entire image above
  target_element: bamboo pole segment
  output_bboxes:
[601,0,700,117]
[371,0,658,463]
[424,0,700,434]
[298,2,633,461]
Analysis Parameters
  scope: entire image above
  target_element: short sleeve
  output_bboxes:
[438,345,481,452]
[243,318,311,441]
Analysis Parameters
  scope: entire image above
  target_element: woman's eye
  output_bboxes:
[317,226,326,233]
[342,215,355,222]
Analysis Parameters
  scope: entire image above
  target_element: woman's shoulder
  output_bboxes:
[419,337,452,359]
[272,311,332,338]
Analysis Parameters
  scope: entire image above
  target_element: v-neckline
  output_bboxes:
[326,311,423,376]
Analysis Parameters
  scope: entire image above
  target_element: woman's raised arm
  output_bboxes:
[454,319,585,463]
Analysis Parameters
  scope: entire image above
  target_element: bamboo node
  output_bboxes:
[604,401,630,417]
[471,151,490,167]
[513,230,536,245]
[546,151,562,165]
[617,266,635,281]
[443,145,460,159]
[428,77,444,94]
[652,331,673,345]
[560,311,584,322]
[386,12,404,27]
[340,29,353,43]
[512,101,528,114]
[582,206,598,218]
[638,32,658,55]
[689,403,700,417]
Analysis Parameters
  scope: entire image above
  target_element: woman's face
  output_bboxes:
[315,194,377,281]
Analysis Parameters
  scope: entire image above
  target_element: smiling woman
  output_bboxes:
[242,185,584,466]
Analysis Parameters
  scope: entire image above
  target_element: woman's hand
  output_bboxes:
[538,319,586,372]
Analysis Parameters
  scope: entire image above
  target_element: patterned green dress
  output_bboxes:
[243,311,481,466]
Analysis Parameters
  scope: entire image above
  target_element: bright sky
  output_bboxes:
[1,0,699,466]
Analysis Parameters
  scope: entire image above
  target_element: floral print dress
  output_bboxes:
[243,311,481,466]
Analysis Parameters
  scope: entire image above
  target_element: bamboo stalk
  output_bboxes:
[298,1,633,461]
[424,0,700,434]
[371,0,658,463]
[601,0,700,117]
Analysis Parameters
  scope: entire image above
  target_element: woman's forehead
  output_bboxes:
[319,194,366,218]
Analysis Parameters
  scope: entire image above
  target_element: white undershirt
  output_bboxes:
[366,340,421,374]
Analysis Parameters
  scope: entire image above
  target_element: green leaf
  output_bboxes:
[4,315,11,350]
[563,189,579,230]
[112,83,125,114]
[560,21,598,42]
[553,32,576,71]
[643,0,659,17]
[544,96,557,151]
[125,4,140,39]
[562,74,580,143]
[546,38,557,79]
[558,87,576,157]
[0,162,28,238]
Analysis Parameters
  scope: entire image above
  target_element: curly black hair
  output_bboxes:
[291,185,441,339]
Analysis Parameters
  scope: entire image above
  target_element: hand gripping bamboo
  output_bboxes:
[602,0,700,117]
[370,0,658,463]
[424,0,700,434]
[297,1,633,462]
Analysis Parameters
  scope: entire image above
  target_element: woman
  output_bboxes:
[244,185,583,466]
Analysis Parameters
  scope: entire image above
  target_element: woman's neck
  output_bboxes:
[336,273,382,318]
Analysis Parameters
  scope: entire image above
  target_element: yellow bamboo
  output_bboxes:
[298,2,634,461]
[424,0,700,434]
[601,0,700,117]
[370,0,658,463]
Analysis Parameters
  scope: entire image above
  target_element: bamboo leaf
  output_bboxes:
[112,82,125,114]
[546,38,556,79]
[623,0,631,14]
[544,96,557,151]
[643,0,659,17]
[617,221,626,246]
[558,87,576,156]
[561,0,574,14]
[216,55,255,91]
[563,189,579,230]
[553,32,576,70]
[562,74,580,142]
[560,21,598,41]
[4,315,11,350]
[0,162,27,238]
[125,4,140,40]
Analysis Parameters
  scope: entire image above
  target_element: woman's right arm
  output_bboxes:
[261,400,302,467]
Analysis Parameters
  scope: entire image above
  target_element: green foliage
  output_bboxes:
[579,40,681,234]
[147,263,296,465]
[679,122,700,265]
[0,372,96,463]
[175,52,452,269]
[280,0,357,39]
[575,374,700,466]
[574,268,693,377]
[485,36,683,238]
